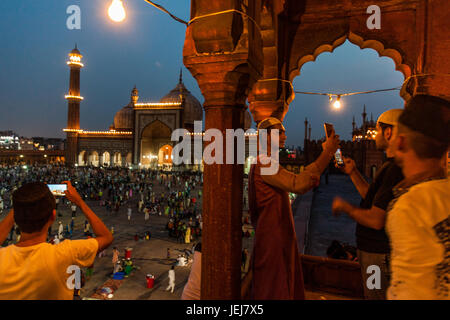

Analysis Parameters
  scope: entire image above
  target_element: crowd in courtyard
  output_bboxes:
[0,165,204,246]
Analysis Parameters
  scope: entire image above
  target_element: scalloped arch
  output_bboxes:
[289,32,411,82]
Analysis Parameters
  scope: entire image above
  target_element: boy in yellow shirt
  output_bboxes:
[0,181,113,300]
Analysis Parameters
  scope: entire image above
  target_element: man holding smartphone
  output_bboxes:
[331,109,404,299]
[0,181,113,299]
[249,117,340,299]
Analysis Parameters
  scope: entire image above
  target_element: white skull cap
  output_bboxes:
[377,109,403,126]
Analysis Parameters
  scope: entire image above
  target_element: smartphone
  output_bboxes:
[47,184,67,197]
[335,148,344,166]
[324,123,334,138]
[324,123,343,166]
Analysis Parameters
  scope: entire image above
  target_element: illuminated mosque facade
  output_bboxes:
[63,46,252,169]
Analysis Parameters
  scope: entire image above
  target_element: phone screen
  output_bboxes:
[335,148,344,166]
[47,184,67,197]
[324,123,334,138]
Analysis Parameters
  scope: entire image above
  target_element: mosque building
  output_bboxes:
[63,46,252,170]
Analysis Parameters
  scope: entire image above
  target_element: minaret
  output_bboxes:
[304,118,308,160]
[352,115,356,131]
[304,118,308,142]
[131,85,139,105]
[65,45,84,166]
[362,105,367,126]
[309,124,312,140]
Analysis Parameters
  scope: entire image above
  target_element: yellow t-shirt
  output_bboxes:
[0,238,98,300]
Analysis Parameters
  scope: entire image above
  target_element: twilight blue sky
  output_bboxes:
[0,0,405,147]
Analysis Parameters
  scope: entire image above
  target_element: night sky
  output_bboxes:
[0,0,405,147]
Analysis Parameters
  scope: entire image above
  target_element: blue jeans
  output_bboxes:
[357,249,390,300]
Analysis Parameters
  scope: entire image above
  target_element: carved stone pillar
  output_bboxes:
[184,0,262,299]
[402,0,450,102]
[248,78,294,123]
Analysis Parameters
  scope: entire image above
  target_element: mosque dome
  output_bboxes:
[113,86,137,130]
[113,105,134,130]
[160,70,203,126]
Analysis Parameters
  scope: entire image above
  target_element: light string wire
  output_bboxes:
[258,78,295,94]
[188,9,262,34]
[294,73,450,98]
[295,87,400,97]
[143,1,262,33]
[402,73,450,88]
[144,0,189,26]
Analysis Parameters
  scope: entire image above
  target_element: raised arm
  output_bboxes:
[307,131,341,175]
[340,157,369,199]
[261,165,320,194]
[63,181,113,252]
[0,210,14,245]
[332,197,386,230]
[261,131,339,194]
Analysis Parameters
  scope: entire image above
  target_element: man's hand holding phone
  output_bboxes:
[62,181,84,207]
[322,130,340,156]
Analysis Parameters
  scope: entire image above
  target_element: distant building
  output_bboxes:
[0,131,20,150]
[0,131,65,165]
[32,137,65,151]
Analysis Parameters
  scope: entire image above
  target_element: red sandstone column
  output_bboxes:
[407,0,450,101]
[184,0,262,299]
[248,78,294,124]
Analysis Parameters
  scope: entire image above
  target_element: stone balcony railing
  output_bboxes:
[241,254,364,300]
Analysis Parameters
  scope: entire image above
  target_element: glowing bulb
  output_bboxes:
[333,100,341,109]
[108,0,126,22]
[333,96,341,109]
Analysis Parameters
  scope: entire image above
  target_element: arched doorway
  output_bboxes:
[126,153,132,167]
[113,152,121,166]
[89,151,99,167]
[78,151,87,166]
[102,151,111,167]
[140,120,172,167]
[287,39,405,146]
[158,145,173,166]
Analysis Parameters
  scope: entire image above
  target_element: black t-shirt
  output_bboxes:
[356,158,404,253]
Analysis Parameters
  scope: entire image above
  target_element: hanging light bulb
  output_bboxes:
[333,95,341,109]
[328,95,333,102]
[108,0,126,22]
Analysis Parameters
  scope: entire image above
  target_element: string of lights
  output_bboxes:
[108,0,261,33]
[143,0,189,26]
[294,87,400,109]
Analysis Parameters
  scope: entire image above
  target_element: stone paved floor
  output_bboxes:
[56,198,200,300]
[0,179,254,300]
[305,174,360,257]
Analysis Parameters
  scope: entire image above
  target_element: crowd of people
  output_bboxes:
[0,166,204,244]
